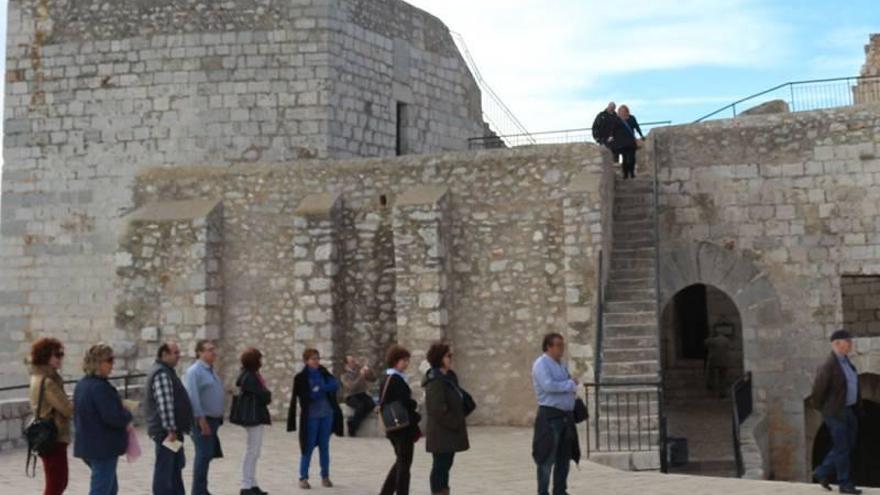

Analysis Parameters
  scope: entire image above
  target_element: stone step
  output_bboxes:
[604,323,656,337]
[613,219,654,230]
[608,268,655,280]
[614,197,653,208]
[613,230,655,242]
[611,257,656,270]
[606,279,655,292]
[602,360,660,376]
[605,300,655,313]
[604,312,656,326]
[613,239,656,250]
[603,347,659,362]
[610,247,655,258]
[605,289,656,303]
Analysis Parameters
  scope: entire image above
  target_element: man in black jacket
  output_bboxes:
[591,102,617,147]
[144,342,193,495]
[812,330,862,495]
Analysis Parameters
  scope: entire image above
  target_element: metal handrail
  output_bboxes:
[595,250,605,383]
[468,121,672,149]
[694,74,880,122]
[650,131,668,473]
[0,372,147,399]
[585,381,663,457]
[731,371,754,477]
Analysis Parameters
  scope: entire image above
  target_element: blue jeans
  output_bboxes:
[153,436,186,495]
[191,418,222,495]
[300,415,333,480]
[814,408,859,489]
[86,457,118,495]
[537,417,570,495]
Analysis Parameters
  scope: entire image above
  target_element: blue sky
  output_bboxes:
[0,1,877,137]
[409,0,880,132]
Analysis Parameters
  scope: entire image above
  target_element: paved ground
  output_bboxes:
[1,425,876,494]
[666,399,737,477]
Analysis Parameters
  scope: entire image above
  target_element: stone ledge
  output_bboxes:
[739,411,770,480]
[294,192,341,217]
[395,186,448,207]
[127,199,222,222]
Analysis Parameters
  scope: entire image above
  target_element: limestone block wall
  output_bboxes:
[128,145,610,425]
[0,0,485,386]
[652,103,880,480]
[115,200,224,373]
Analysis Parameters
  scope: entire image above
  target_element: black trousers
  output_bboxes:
[380,435,414,495]
[345,393,376,436]
[430,452,455,493]
[620,148,637,178]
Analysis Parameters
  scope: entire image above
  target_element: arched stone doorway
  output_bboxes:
[807,374,880,488]
[661,283,744,477]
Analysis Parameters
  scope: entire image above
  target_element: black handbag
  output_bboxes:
[574,398,588,424]
[461,389,477,417]
[229,373,259,427]
[379,375,410,433]
[25,377,59,476]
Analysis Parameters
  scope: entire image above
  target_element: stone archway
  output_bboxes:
[658,242,786,377]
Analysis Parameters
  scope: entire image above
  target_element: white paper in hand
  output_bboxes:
[163,438,183,453]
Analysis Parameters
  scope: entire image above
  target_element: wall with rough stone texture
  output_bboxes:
[854,33,880,105]
[119,145,611,424]
[0,0,484,387]
[652,103,880,480]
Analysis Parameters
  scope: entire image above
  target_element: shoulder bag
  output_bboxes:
[379,375,410,433]
[25,376,59,476]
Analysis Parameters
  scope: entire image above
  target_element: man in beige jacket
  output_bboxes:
[341,355,377,436]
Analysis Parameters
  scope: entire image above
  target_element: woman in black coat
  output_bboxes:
[287,348,344,489]
[379,345,421,495]
[608,104,644,180]
[422,343,473,495]
[231,348,272,495]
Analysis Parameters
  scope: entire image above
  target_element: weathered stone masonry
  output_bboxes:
[0,0,486,385]
[119,145,611,424]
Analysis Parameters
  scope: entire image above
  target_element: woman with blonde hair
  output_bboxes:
[73,344,133,495]
[28,337,73,495]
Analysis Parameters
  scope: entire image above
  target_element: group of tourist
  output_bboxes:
[592,101,646,179]
[25,337,482,495]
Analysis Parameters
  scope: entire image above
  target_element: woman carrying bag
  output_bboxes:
[27,337,73,495]
[230,348,272,495]
[422,343,474,495]
[379,345,421,495]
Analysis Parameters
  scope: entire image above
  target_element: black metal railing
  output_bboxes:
[0,373,147,400]
[594,250,605,383]
[467,121,672,150]
[585,382,664,459]
[730,371,754,477]
[649,132,668,474]
[694,75,880,123]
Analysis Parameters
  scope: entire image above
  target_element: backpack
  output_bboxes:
[24,376,59,476]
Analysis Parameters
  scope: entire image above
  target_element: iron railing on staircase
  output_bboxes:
[467,121,672,149]
[731,371,754,477]
[594,249,605,384]
[650,131,669,473]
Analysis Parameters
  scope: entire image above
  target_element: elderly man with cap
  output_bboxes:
[811,329,862,495]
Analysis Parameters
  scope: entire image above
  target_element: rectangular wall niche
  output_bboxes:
[841,275,880,336]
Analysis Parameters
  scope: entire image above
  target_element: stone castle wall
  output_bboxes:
[652,103,880,480]
[119,145,612,424]
[854,34,880,105]
[0,0,484,385]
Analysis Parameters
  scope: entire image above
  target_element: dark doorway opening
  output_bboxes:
[675,284,709,359]
[812,400,880,488]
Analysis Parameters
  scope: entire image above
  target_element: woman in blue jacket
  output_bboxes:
[73,344,133,495]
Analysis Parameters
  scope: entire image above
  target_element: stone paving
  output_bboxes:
[1,425,877,494]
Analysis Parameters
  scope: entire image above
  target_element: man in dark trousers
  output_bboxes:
[812,330,862,495]
[144,341,193,495]
[532,333,580,495]
[591,102,617,147]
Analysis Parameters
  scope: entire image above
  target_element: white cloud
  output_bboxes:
[408,0,792,132]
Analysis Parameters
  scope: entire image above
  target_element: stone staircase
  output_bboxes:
[601,176,661,385]
[590,173,663,471]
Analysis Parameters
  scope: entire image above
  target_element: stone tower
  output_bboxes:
[0,0,486,384]
[853,33,880,104]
